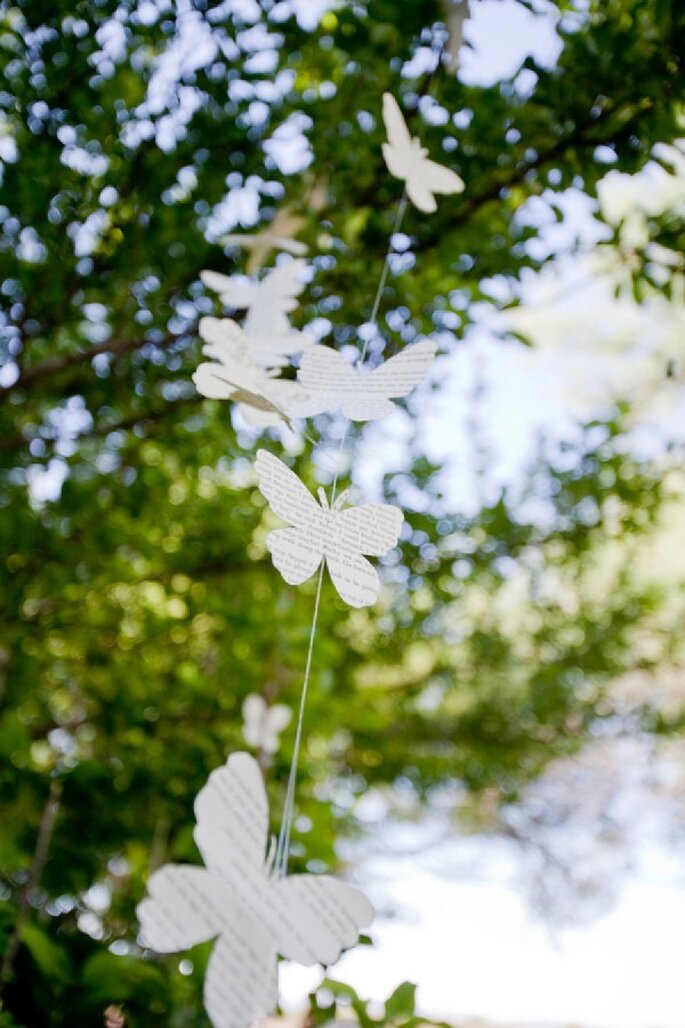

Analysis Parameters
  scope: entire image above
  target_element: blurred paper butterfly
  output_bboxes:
[200,260,312,368]
[192,317,307,428]
[242,693,292,755]
[137,752,373,1028]
[220,206,308,273]
[382,92,464,213]
[255,449,403,608]
[296,339,437,421]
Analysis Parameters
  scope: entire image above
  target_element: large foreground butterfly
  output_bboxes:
[137,752,373,1028]
[255,449,403,608]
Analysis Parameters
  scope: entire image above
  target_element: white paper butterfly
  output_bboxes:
[296,339,437,421]
[242,694,292,755]
[200,260,312,368]
[255,449,403,608]
[222,233,307,259]
[382,92,464,213]
[137,752,373,1028]
[192,317,307,428]
[221,207,308,273]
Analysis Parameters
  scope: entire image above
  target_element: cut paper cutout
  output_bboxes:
[242,694,292,754]
[382,92,464,213]
[221,207,308,273]
[200,260,312,368]
[222,231,307,257]
[297,339,437,421]
[192,317,307,428]
[255,449,403,608]
[137,752,373,1028]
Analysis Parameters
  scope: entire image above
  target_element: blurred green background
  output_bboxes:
[1,1,684,1025]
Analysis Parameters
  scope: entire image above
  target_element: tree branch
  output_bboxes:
[0,777,63,1002]
[0,392,202,456]
[0,335,167,401]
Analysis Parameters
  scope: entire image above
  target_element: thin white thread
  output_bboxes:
[275,559,325,873]
[276,192,408,874]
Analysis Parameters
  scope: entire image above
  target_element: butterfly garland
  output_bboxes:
[138,91,464,1028]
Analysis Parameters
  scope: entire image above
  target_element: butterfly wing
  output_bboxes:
[247,328,313,369]
[382,92,412,154]
[404,174,438,214]
[193,752,269,880]
[382,141,410,182]
[335,504,404,556]
[244,259,307,340]
[222,233,308,258]
[204,931,278,1028]
[420,158,465,197]
[198,317,251,364]
[200,269,234,295]
[265,377,310,415]
[242,694,266,749]
[359,339,437,407]
[238,404,285,428]
[324,504,404,607]
[269,874,374,966]
[254,449,322,528]
[255,449,327,586]
[194,319,264,401]
[193,363,236,400]
[137,865,236,952]
[202,270,260,311]
[266,527,323,586]
[261,703,292,753]
[406,158,464,213]
[325,552,382,608]
[296,345,359,416]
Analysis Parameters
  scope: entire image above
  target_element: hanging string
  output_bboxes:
[276,191,408,875]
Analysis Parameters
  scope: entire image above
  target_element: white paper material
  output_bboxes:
[296,339,437,421]
[254,449,403,608]
[242,694,292,754]
[382,92,465,213]
[221,207,308,273]
[200,260,312,368]
[222,234,307,258]
[192,317,307,428]
[137,752,374,1028]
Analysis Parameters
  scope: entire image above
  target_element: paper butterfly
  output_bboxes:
[137,752,373,1028]
[192,317,306,428]
[381,92,464,213]
[242,693,292,755]
[200,260,312,368]
[255,449,403,608]
[297,338,437,421]
[221,207,308,273]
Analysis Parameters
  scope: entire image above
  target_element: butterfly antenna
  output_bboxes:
[317,486,329,509]
[265,833,278,877]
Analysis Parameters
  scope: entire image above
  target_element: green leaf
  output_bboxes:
[81,951,166,1005]
[385,981,417,1020]
[20,923,73,984]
